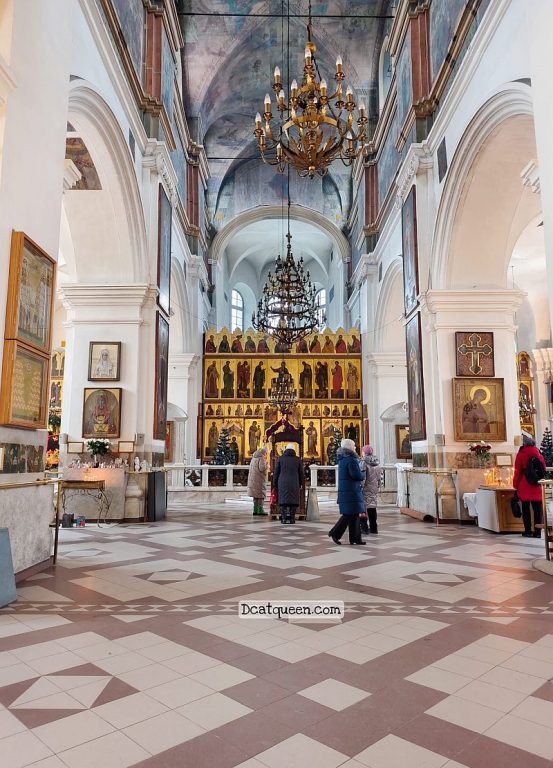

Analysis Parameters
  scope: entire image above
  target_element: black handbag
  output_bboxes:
[510,492,522,518]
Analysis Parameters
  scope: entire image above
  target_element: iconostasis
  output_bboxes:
[201,328,364,464]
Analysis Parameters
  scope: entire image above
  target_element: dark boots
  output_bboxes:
[368,508,378,534]
[280,506,296,524]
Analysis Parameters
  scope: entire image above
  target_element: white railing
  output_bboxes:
[167,462,402,496]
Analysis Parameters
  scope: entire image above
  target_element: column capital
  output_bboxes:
[421,289,524,328]
[532,347,553,373]
[59,283,157,324]
[365,352,407,376]
[169,353,201,378]
[143,138,179,206]
[350,255,378,291]
[395,142,434,209]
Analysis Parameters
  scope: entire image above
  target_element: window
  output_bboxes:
[231,289,244,331]
[315,289,326,330]
[379,37,392,113]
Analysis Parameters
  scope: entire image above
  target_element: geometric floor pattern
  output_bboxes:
[1,503,553,767]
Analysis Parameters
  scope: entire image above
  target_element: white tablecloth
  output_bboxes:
[463,492,478,518]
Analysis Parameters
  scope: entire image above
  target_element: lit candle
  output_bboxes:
[274,66,281,83]
[336,55,343,73]
[278,89,285,104]
[264,93,271,110]
[320,79,327,96]
[255,112,262,128]
[305,45,312,61]
[346,85,353,103]
[359,102,366,116]
[277,142,283,158]
[291,79,298,96]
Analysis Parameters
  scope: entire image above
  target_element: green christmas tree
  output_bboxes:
[213,427,233,465]
[327,427,343,465]
[540,427,553,473]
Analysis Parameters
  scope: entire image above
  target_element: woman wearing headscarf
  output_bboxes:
[247,445,268,516]
[360,445,380,535]
[513,432,546,537]
[272,443,303,524]
[328,438,366,545]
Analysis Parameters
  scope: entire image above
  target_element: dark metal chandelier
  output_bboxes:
[254,0,368,178]
[252,202,322,346]
[268,369,298,415]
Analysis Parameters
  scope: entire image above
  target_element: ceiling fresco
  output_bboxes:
[179,0,392,229]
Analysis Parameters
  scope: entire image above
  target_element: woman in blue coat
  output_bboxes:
[328,439,366,545]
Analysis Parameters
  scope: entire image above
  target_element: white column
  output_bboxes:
[59,283,158,458]
[168,352,200,461]
[365,353,408,459]
[420,289,523,466]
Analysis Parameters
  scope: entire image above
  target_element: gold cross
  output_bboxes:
[458,333,492,375]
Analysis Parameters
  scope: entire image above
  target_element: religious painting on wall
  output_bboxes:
[88,342,121,381]
[402,187,419,317]
[453,377,506,442]
[201,328,363,463]
[157,184,172,317]
[4,231,56,355]
[245,418,263,457]
[165,421,174,463]
[396,425,412,459]
[82,387,121,438]
[455,332,494,377]
[153,312,169,440]
[0,341,50,429]
[406,313,426,441]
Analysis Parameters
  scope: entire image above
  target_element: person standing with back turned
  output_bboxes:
[328,438,366,545]
[273,443,303,524]
[513,432,546,538]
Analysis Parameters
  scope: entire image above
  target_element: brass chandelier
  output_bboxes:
[252,200,322,346]
[254,1,368,178]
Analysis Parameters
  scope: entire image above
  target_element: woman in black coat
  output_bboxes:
[328,439,366,545]
[273,443,303,524]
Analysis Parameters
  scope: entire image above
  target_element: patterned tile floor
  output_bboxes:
[1,503,553,767]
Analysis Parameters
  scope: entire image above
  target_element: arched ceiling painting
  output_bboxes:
[179,0,391,230]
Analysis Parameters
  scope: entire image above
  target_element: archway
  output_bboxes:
[52,82,150,466]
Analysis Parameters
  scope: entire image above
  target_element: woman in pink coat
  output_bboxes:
[513,433,546,537]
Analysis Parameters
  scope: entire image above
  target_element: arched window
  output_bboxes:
[231,289,243,331]
[315,289,326,330]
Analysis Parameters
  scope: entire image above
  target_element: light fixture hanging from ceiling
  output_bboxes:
[254,0,368,178]
[252,196,323,346]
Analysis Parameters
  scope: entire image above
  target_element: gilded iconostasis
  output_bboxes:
[201,328,364,464]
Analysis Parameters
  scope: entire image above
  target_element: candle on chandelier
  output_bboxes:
[320,79,327,96]
[305,45,312,62]
[336,55,343,74]
[264,93,271,111]
[346,85,353,103]
[255,112,262,129]
[291,79,298,97]
[278,89,285,106]
[274,66,281,84]
[359,102,366,117]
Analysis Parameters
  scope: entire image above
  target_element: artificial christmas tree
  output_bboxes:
[540,427,553,474]
[213,427,233,465]
[327,427,343,465]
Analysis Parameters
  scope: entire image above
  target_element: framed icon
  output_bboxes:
[88,342,121,381]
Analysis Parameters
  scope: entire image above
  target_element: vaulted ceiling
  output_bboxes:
[178,0,392,229]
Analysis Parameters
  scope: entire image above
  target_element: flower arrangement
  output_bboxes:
[468,441,492,467]
[85,438,111,456]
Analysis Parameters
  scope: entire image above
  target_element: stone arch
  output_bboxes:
[210,204,350,266]
[373,258,404,352]
[431,83,536,290]
[63,80,148,283]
